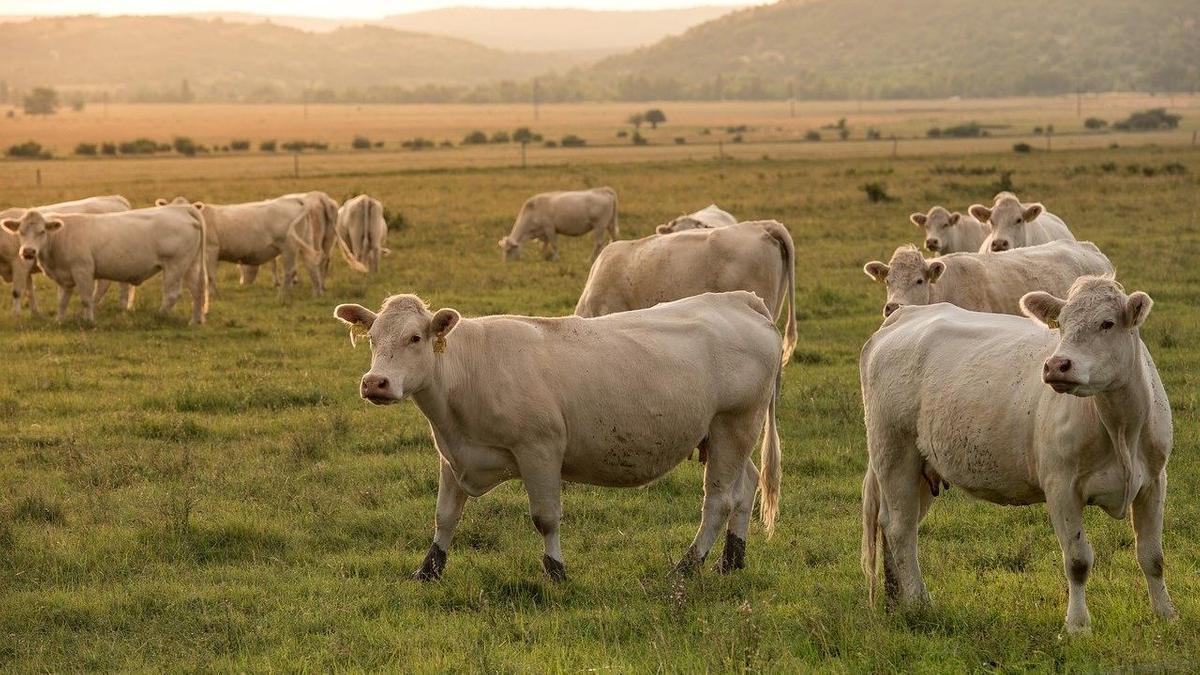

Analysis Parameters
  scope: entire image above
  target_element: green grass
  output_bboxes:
[1,145,1198,670]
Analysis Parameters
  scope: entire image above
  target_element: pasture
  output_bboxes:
[1,112,1199,668]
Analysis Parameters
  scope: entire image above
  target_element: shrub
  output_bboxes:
[490,131,510,144]
[838,127,850,141]
[462,130,488,145]
[866,128,882,140]
[1032,126,1044,135]
[631,132,648,146]
[382,207,407,231]
[1113,108,1181,131]
[561,134,586,148]
[351,135,372,150]
[861,182,894,203]
[1084,117,1107,130]
[118,138,158,154]
[401,137,435,150]
[74,142,98,156]
[282,140,326,152]
[804,130,821,142]
[101,142,117,156]
[373,141,384,148]
[260,139,277,152]
[732,134,744,143]
[1013,142,1034,153]
[440,140,454,148]
[616,130,628,138]
[230,139,251,151]
[173,136,198,156]
[674,137,687,145]
[6,141,50,159]
[544,140,558,148]
[927,127,942,138]
[512,127,536,144]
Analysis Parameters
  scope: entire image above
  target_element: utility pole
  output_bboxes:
[532,78,540,122]
[293,152,299,178]
[788,80,795,118]
[1076,89,1082,118]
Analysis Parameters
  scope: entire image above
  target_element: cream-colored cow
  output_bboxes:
[335,194,388,274]
[656,204,738,234]
[970,191,1075,252]
[909,206,987,255]
[499,187,618,261]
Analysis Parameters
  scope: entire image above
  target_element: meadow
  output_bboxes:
[0,100,1199,670]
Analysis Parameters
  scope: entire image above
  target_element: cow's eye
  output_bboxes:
[916,279,924,285]
[1100,320,1114,330]
[410,335,421,343]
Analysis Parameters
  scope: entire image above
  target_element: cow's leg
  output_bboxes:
[1132,470,1177,620]
[119,284,135,311]
[1046,485,1093,633]
[677,417,756,576]
[206,246,220,298]
[515,456,566,581]
[158,263,186,317]
[55,283,74,322]
[875,452,929,608]
[541,231,559,261]
[238,264,258,285]
[590,226,606,261]
[93,279,111,305]
[278,251,296,301]
[24,276,37,315]
[72,271,96,324]
[184,256,206,325]
[300,251,324,297]
[716,458,758,573]
[414,459,467,581]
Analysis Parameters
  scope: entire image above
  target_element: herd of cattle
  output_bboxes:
[1,185,1176,634]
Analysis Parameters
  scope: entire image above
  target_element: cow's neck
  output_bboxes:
[1089,335,1152,517]
[409,336,477,447]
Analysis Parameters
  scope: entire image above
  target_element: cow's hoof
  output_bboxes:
[715,532,746,574]
[412,544,447,581]
[542,555,567,582]
[671,546,705,577]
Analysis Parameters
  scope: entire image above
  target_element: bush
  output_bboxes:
[544,140,558,148]
[440,140,454,148]
[861,182,894,203]
[490,131,510,144]
[1032,126,1044,135]
[1013,142,1034,153]
[6,141,50,159]
[260,140,277,152]
[512,127,536,144]
[1084,118,1107,130]
[230,139,251,151]
[118,138,158,154]
[616,130,628,138]
[401,137,435,150]
[281,140,326,152]
[732,134,744,143]
[173,136,198,157]
[1113,108,1181,131]
[101,142,117,156]
[382,207,407,231]
[560,134,586,148]
[352,135,372,150]
[674,137,687,145]
[373,141,384,148]
[74,142,98,156]
[866,128,882,140]
[631,132,648,146]
[462,130,488,145]
[804,130,821,142]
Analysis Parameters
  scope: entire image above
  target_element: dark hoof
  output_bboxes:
[412,543,447,581]
[543,555,567,582]
[715,532,746,574]
[671,546,705,577]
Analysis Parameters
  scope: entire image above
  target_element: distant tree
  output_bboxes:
[180,78,194,103]
[805,130,821,141]
[644,109,666,129]
[462,130,488,145]
[101,142,117,155]
[838,127,850,141]
[23,87,58,116]
[1084,117,1107,130]
[490,130,510,143]
[631,131,648,146]
[74,142,98,156]
[627,113,644,129]
[260,139,277,152]
[173,136,198,156]
[230,139,250,151]
[7,141,50,159]
[352,135,372,149]
[560,134,586,147]
[512,127,535,144]
[70,98,85,112]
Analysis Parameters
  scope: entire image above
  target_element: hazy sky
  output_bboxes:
[0,0,764,18]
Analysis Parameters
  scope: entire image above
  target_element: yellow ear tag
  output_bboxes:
[433,335,447,354]
[1047,318,1060,330]
[349,324,369,347]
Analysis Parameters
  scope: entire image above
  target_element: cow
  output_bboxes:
[238,191,338,288]
[334,291,782,581]
[498,187,618,262]
[335,194,389,274]
[863,240,1112,318]
[656,204,738,234]
[576,220,797,367]
[1,195,131,316]
[970,191,1075,252]
[1,205,207,324]
[859,276,1177,633]
[157,196,322,299]
[909,206,987,255]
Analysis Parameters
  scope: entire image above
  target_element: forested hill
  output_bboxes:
[588,0,1200,99]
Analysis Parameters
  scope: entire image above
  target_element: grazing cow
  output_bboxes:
[1,195,132,316]
[334,291,782,581]
[656,204,738,234]
[576,220,797,366]
[335,194,389,274]
[499,187,618,261]
[863,241,1112,318]
[2,205,208,324]
[239,191,339,287]
[970,191,1075,252]
[157,196,322,298]
[860,277,1177,633]
[909,206,987,254]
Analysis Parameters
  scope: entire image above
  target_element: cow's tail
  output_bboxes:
[606,188,619,241]
[758,365,782,537]
[191,208,209,317]
[287,209,323,267]
[762,220,797,367]
[334,201,369,274]
[862,464,881,608]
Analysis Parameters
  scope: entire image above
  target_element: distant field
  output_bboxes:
[0,123,1198,668]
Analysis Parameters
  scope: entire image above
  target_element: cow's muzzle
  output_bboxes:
[360,373,399,405]
[883,302,901,318]
[1043,357,1082,394]
[924,238,940,252]
[990,239,1010,252]
[19,247,36,260]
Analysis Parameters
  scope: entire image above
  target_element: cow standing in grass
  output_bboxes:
[909,206,987,255]
[971,191,1075,252]
[499,187,618,262]
[334,291,782,581]
[859,277,1176,633]
[335,194,389,274]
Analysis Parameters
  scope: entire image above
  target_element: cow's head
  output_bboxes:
[970,192,1043,252]
[911,206,960,254]
[334,294,460,405]
[156,197,204,209]
[657,215,705,234]
[498,236,521,261]
[2,210,62,262]
[1021,276,1152,397]
[863,246,945,318]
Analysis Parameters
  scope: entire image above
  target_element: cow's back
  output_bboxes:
[1029,211,1075,245]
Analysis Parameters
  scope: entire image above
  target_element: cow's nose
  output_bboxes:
[1044,357,1072,376]
[360,374,389,395]
[990,239,1009,252]
[924,238,939,251]
[883,302,900,317]
[19,248,35,260]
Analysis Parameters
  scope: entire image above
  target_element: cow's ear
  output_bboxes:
[1020,292,1065,327]
[948,212,961,226]
[497,237,508,248]
[193,202,205,210]
[1124,291,1153,329]
[927,260,946,283]
[335,304,377,346]
[968,204,991,222]
[655,224,672,234]
[909,212,927,227]
[1,219,18,233]
[863,261,889,282]
[155,198,168,206]
[44,219,64,231]
[430,308,460,338]
[1022,203,1044,222]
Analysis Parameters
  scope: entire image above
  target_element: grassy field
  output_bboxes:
[0,120,1198,669]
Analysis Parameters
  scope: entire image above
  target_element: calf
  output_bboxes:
[859,277,1176,632]
[335,291,782,581]
[909,206,987,255]
[863,240,1112,318]
[970,191,1075,252]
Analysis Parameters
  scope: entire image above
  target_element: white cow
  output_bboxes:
[656,204,738,234]
[238,191,338,288]
[576,220,797,366]
[909,206,988,255]
[334,291,782,581]
[970,191,1075,253]
[2,205,208,324]
[860,277,1176,632]
[499,187,618,262]
[1,195,131,316]
[863,241,1112,317]
[335,194,389,274]
[158,196,322,299]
